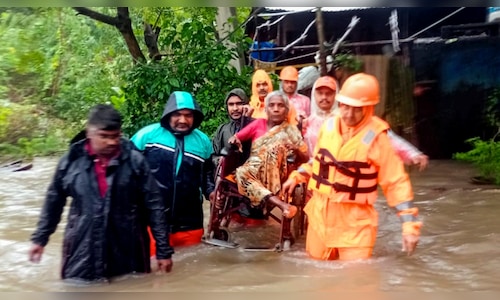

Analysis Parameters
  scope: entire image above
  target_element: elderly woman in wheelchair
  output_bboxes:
[205,91,309,250]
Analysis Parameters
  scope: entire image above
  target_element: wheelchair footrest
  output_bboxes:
[202,237,239,249]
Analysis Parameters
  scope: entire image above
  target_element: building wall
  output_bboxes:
[412,36,500,158]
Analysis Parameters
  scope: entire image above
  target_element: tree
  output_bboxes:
[72,7,255,136]
[73,7,147,63]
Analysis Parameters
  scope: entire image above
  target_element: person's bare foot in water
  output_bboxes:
[266,195,298,219]
[282,203,297,219]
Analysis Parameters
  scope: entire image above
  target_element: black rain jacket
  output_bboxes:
[31,138,173,281]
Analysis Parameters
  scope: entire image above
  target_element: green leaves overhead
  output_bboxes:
[121,7,253,136]
[0,7,254,158]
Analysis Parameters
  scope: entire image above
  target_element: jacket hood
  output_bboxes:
[225,88,249,105]
[160,91,204,135]
[224,88,249,121]
[250,69,273,106]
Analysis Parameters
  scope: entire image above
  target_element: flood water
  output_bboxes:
[1,157,499,292]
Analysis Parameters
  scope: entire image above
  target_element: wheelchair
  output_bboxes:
[204,145,307,252]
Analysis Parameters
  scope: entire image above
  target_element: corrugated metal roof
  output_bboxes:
[260,7,370,17]
[266,7,370,12]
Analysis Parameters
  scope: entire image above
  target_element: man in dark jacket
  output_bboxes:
[211,88,254,168]
[211,88,266,226]
[131,91,215,249]
[29,104,173,283]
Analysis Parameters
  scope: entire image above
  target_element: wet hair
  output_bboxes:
[264,90,289,110]
[86,104,122,131]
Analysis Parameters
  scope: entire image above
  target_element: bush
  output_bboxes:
[0,102,39,144]
[121,8,253,137]
[453,137,500,184]
[453,88,500,184]
[0,102,75,159]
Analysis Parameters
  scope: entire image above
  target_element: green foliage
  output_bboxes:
[0,8,133,158]
[121,7,253,137]
[0,7,255,159]
[0,8,130,125]
[0,102,39,144]
[484,88,500,132]
[0,101,75,158]
[453,137,500,184]
[332,52,364,73]
[453,88,500,184]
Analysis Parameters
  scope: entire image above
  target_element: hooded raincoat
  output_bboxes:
[249,69,298,125]
[211,88,254,168]
[30,139,172,281]
[131,91,214,234]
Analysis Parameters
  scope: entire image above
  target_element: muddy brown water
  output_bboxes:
[1,158,499,292]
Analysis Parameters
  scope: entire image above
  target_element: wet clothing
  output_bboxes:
[250,69,298,125]
[149,227,204,255]
[131,92,214,237]
[30,139,172,281]
[212,88,254,168]
[306,226,373,260]
[304,96,425,162]
[303,112,334,157]
[288,92,311,118]
[235,119,308,207]
[290,114,421,259]
[211,116,253,168]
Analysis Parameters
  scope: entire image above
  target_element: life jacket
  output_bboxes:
[308,115,389,205]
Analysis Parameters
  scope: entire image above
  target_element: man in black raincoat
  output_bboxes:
[29,104,173,283]
[211,88,266,225]
[131,91,215,249]
[211,88,254,168]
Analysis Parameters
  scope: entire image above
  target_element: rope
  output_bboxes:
[407,7,466,40]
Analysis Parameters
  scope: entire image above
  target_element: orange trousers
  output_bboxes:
[148,227,204,257]
[306,225,373,260]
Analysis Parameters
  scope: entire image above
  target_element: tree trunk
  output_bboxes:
[315,8,327,76]
[73,7,146,63]
[144,22,161,60]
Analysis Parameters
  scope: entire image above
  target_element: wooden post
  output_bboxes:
[315,7,327,76]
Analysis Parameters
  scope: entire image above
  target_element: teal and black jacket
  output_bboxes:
[131,91,214,233]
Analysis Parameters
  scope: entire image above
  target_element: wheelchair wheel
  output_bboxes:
[211,227,230,242]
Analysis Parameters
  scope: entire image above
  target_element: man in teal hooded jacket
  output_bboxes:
[132,91,215,250]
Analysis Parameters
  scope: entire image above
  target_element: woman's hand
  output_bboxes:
[282,177,298,196]
[228,135,243,152]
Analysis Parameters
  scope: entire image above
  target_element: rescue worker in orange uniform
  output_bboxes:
[249,69,298,125]
[279,66,311,121]
[282,73,422,260]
